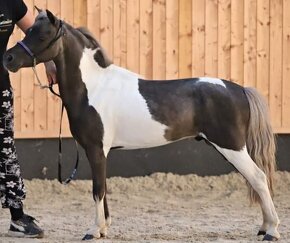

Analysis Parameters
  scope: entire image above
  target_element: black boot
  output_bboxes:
[8,214,44,238]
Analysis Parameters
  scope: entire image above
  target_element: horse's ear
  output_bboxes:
[34,6,42,13]
[46,9,56,25]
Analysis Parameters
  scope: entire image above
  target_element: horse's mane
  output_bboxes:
[76,26,112,68]
[76,27,101,48]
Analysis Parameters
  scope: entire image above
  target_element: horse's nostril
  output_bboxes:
[7,54,14,63]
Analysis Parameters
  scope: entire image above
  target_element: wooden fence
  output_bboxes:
[8,0,290,138]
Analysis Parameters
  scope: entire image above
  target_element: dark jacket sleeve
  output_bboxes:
[12,0,28,23]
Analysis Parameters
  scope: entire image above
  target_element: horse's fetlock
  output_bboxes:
[270,216,280,227]
[259,222,269,232]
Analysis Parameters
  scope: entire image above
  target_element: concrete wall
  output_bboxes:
[16,135,290,180]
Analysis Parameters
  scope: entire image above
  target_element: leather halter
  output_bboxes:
[17,20,64,62]
[17,20,64,89]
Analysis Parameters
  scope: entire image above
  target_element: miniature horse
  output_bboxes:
[3,10,280,241]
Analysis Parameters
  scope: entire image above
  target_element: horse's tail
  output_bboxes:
[244,87,276,204]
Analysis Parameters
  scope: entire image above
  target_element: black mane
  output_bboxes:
[76,27,101,48]
[76,27,112,68]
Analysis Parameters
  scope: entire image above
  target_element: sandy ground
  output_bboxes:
[0,171,290,243]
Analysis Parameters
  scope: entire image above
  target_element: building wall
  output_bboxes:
[16,135,290,179]
[7,0,290,138]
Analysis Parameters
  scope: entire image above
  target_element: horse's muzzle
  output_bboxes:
[3,50,22,73]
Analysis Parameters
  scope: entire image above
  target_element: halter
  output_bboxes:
[17,20,64,89]
[17,20,79,185]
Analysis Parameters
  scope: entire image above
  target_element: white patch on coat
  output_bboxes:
[197,77,226,88]
[96,197,106,232]
[79,48,169,154]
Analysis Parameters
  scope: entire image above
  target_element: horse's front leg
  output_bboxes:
[82,145,108,240]
[104,186,111,232]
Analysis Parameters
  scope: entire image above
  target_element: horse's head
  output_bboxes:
[4,8,62,72]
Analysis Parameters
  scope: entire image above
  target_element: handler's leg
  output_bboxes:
[0,86,25,211]
[0,83,43,238]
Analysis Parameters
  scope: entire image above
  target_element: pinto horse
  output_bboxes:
[3,9,280,241]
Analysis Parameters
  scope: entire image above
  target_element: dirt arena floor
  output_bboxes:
[0,171,289,243]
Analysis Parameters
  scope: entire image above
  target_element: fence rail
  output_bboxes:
[8,0,290,138]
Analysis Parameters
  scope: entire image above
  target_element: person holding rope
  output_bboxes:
[0,0,56,238]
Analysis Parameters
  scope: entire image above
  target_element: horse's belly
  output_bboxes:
[112,119,170,149]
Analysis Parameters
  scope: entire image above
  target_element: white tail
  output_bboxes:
[244,87,276,203]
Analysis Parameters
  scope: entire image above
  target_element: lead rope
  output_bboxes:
[57,104,79,185]
[31,59,79,185]
[32,59,50,89]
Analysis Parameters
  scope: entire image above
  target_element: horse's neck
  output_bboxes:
[53,29,89,112]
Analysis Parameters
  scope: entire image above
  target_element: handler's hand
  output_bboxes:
[44,60,57,85]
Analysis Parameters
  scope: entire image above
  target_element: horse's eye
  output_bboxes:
[39,36,46,41]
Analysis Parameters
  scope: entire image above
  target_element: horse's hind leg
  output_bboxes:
[211,143,280,240]
[82,145,108,240]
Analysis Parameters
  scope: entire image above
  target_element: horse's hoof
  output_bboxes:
[258,230,267,236]
[100,228,108,238]
[263,234,278,241]
[82,234,94,240]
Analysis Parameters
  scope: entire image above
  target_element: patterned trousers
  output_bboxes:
[0,76,25,209]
